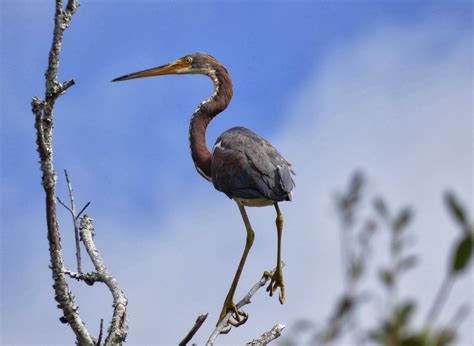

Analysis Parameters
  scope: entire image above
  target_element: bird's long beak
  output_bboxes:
[112,59,188,82]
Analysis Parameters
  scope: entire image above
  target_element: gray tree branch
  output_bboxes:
[57,170,83,273]
[179,313,208,346]
[246,323,286,345]
[79,216,128,345]
[31,0,93,344]
[32,1,127,344]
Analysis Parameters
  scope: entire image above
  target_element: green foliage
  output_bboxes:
[445,192,468,230]
[393,208,412,233]
[451,234,473,274]
[280,173,473,346]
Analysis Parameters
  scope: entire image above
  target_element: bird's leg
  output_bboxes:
[264,203,285,304]
[217,202,255,331]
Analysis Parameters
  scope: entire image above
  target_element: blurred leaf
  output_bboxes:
[393,208,413,232]
[435,328,456,346]
[379,269,394,287]
[395,301,416,327]
[335,295,354,318]
[368,328,386,344]
[350,259,364,280]
[292,319,316,334]
[400,333,427,346]
[401,329,456,346]
[337,172,366,225]
[393,237,403,254]
[451,234,473,274]
[349,171,365,198]
[398,255,419,272]
[374,197,389,219]
[444,191,468,230]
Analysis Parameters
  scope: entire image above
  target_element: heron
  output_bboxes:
[112,53,295,330]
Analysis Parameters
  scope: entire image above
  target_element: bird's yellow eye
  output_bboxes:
[185,56,193,65]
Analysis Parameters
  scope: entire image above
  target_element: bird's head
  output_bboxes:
[112,52,221,82]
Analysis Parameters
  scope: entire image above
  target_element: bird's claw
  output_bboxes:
[263,269,286,304]
[217,300,249,333]
[228,309,248,327]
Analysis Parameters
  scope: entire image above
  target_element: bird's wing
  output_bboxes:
[212,127,295,201]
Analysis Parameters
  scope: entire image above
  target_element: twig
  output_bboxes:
[57,169,83,273]
[246,323,286,345]
[57,196,72,213]
[424,274,454,329]
[30,0,93,344]
[64,170,82,272]
[206,262,285,345]
[80,216,128,345]
[77,201,91,220]
[447,304,470,329]
[32,2,127,344]
[98,319,104,346]
[179,313,208,346]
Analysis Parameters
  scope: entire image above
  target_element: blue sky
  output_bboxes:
[1,0,472,344]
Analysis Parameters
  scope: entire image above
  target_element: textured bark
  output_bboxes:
[32,1,127,344]
[31,1,93,344]
[246,323,286,345]
[179,313,208,346]
[79,216,129,345]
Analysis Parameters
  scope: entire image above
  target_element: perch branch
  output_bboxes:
[246,323,286,345]
[31,0,94,344]
[179,313,208,346]
[207,262,285,345]
[79,216,128,345]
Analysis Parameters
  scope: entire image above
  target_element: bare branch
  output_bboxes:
[207,262,285,345]
[57,169,83,273]
[57,196,73,214]
[79,216,128,345]
[77,201,91,220]
[246,323,286,345]
[179,313,208,346]
[33,1,128,344]
[31,0,93,343]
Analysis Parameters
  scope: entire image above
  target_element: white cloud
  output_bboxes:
[2,18,472,345]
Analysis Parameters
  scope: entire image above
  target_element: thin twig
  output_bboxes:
[80,216,128,345]
[57,196,73,213]
[97,319,104,346]
[77,201,91,220]
[207,262,285,345]
[60,169,83,273]
[63,268,101,285]
[179,313,208,346]
[246,323,286,345]
[447,304,470,329]
[424,274,454,329]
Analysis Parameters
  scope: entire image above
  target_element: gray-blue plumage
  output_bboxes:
[211,127,295,203]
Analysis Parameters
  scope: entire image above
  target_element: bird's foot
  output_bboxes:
[217,300,248,334]
[263,267,285,304]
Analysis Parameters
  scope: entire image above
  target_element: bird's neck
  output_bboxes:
[189,65,233,181]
